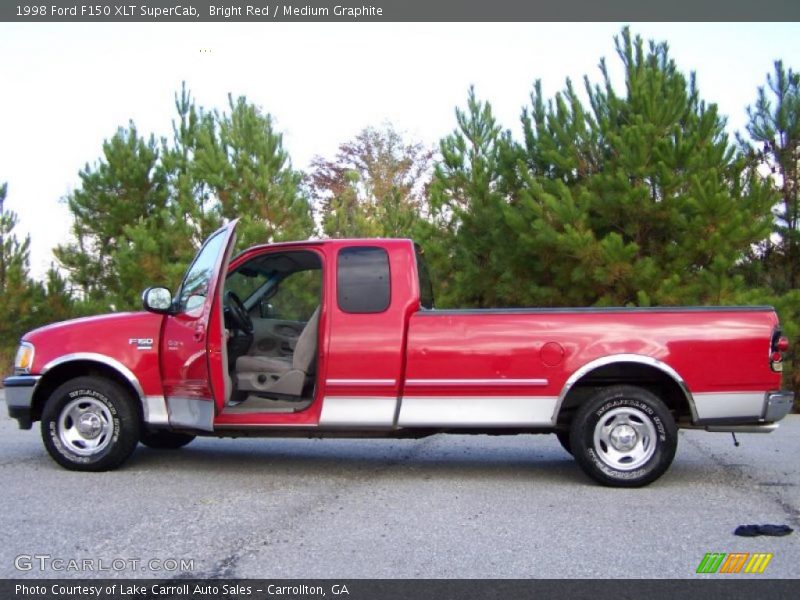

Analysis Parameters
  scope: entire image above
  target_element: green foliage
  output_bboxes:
[268,269,322,323]
[427,87,517,307]
[0,182,39,341]
[740,61,800,292]
[738,61,800,404]
[54,84,313,312]
[0,184,73,375]
[503,28,773,308]
[429,31,774,310]
[772,291,800,406]
[54,125,178,310]
[193,93,314,250]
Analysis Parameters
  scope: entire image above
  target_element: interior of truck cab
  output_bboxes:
[221,250,322,414]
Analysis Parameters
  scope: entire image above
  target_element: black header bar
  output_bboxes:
[3,579,800,600]
[3,0,800,22]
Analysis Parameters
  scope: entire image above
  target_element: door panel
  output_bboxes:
[320,242,419,428]
[160,221,238,431]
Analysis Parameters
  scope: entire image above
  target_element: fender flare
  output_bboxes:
[552,353,697,423]
[41,353,169,426]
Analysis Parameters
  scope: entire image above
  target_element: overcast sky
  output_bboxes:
[1,22,798,278]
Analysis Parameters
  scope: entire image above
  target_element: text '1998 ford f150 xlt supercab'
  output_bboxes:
[3,220,795,486]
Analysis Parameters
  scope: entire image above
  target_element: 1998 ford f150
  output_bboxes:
[3,220,794,486]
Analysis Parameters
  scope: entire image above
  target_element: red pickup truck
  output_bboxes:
[4,221,794,486]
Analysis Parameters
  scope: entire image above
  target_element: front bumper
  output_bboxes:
[2,375,41,430]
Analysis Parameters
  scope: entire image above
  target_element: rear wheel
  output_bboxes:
[140,430,195,449]
[41,376,140,471]
[569,385,677,487]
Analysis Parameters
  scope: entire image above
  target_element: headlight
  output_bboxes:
[14,342,35,374]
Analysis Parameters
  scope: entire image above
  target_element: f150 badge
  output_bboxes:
[129,338,154,350]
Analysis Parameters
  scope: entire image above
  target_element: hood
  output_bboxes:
[23,310,166,376]
[24,311,162,341]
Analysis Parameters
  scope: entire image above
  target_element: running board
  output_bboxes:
[680,423,779,434]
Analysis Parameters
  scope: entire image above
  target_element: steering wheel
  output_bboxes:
[225,291,254,335]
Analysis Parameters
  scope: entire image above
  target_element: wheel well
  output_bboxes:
[31,361,144,424]
[556,362,692,427]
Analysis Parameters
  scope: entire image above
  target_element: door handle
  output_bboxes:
[193,324,205,342]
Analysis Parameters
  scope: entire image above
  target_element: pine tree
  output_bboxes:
[39,264,75,323]
[740,60,800,292]
[428,87,517,307]
[0,182,30,295]
[0,182,38,334]
[194,94,314,250]
[0,184,70,373]
[740,61,800,406]
[161,83,220,249]
[504,27,773,308]
[54,86,314,311]
[54,125,171,310]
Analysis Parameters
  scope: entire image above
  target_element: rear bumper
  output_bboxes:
[2,375,41,430]
[764,391,794,422]
[687,390,794,433]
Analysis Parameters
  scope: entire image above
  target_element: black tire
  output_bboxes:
[140,430,195,450]
[41,376,140,471]
[555,431,573,456]
[569,385,677,487]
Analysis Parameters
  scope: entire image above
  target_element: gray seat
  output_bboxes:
[235,306,320,397]
[236,354,291,373]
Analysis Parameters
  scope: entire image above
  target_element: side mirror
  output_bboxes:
[142,287,173,314]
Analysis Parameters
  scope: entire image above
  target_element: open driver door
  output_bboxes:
[157,220,238,431]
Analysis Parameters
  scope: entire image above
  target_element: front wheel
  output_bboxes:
[555,431,573,456]
[41,376,140,471]
[569,385,677,487]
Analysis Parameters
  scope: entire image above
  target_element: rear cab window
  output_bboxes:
[337,247,391,313]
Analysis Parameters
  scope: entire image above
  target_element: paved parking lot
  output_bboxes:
[1,390,798,579]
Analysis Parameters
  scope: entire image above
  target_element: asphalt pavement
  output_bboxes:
[0,390,798,579]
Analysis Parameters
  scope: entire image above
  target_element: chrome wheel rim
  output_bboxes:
[593,406,657,471]
[58,397,113,456]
